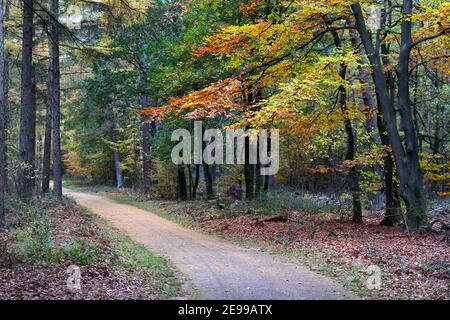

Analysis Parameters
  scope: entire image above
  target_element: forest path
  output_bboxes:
[65,188,353,300]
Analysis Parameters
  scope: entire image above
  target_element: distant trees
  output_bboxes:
[51,0,448,231]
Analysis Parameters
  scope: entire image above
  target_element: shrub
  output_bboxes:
[63,239,98,265]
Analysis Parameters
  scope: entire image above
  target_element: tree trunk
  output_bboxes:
[0,0,6,226]
[140,80,155,193]
[332,30,362,223]
[351,2,426,230]
[203,164,214,199]
[112,120,123,190]
[202,126,215,199]
[49,0,62,199]
[192,164,200,199]
[244,133,255,200]
[42,101,52,193]
[18,0,35,201]
[396,0,426,229]
[177,165,188,200]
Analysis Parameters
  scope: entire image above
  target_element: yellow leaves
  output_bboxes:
[421,154,450,196]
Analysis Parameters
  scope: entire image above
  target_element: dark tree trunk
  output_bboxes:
[351,2,427,230]
[42,101,52,193]
[263,135,272,192]
[18,0,35,201]
[140,81,155,193]
[49,0,62,199]
[192,164,200,199]
[202,126,214,199]
[203,164,214,199]
[0,0,6,226]
[177,165,188,200]
[244,133,255,200]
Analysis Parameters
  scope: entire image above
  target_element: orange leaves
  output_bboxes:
[142,78,244,120]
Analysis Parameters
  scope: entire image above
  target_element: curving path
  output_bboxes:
[65,188,354,300]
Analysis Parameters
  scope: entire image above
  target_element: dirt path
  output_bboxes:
[65,189,354,300]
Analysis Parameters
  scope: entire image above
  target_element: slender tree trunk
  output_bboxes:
[244,133,255,200]
[263,134,271,192]
[192,164,200,199]
[18,0,35,201]
[202,126,214,199]
[140,77,155,192]
[203,164,214,199]
[42,102,52,193]
[177,165,188,200]
[49,0,62,199]
[332,30,362,223]
[0,0,6,226]
[112,119,123,190]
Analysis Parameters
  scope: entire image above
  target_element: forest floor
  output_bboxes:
[0,195,182,300]
[62,182,450,300]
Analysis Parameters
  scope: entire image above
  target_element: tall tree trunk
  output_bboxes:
[18,0,35,201]
[42,102,52,193]
[49,0,62,199]
[351,2,426,230]
[0,0,6,226]
[140,78,155,193]
[396,0,426,229]
[112,119,123,190]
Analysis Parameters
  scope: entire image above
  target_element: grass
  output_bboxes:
[108,194,196,227]
[81,207,183,298]
[111,234,181,297]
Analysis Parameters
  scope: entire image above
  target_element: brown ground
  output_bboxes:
[65,189,353,300]
[0,198,177,300]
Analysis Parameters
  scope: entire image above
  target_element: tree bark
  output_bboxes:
[177,165,188,200]
[202,126,215,199]
[18,0,35,201]
[192,164,200,199]
[140,80,155,193]
[112,119,124,190]
[0,0,6,226]
[49,0,62,199]
[244,133,255,200]
[42,101,52,193]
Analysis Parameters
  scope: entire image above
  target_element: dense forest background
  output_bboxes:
[0,0,449,233]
